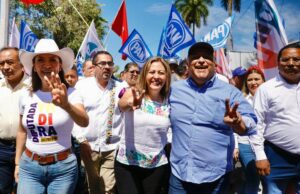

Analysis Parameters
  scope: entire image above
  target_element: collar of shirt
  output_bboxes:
[275,73,300,88]
[186,74,216,92]
[0,74,31,89]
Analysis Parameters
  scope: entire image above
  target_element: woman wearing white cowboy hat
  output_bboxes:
[14,39,89,194]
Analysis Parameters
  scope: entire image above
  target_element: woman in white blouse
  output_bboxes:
[115,57,171,194]
[238,65,265,194]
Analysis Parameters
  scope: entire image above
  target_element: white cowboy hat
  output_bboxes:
[20,39,74,75]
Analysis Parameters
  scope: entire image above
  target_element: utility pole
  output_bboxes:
[0,0,9,48]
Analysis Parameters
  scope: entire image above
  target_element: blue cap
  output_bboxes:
[232,67,247,77]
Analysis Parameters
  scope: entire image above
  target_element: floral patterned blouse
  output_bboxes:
[116,97,170,168]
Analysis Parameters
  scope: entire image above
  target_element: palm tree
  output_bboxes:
[220,0,241,16]
[175,0,213,37]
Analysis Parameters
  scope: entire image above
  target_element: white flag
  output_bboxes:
[8,17,20,48]
[77,21,104,61]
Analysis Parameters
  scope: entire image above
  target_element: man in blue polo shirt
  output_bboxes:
[168,42,257,194]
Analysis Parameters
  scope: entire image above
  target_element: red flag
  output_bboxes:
[112,0,128,60]
[21,0,44,5]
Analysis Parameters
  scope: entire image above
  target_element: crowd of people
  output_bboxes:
[0,38,299,194]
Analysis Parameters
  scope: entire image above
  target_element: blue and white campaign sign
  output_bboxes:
[77,21,104,61]
[158,4,195,58]
[200,16,234,49]
[19,20,39,52]
[119,29,152,68]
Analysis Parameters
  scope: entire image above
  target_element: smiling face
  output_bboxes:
[125,65,139,87]
[188,54,216,87]
[246,72,264,95]
[278,48,300,84]
[33,54,62,89]
[146,61,167,94]
[0,49,24,87]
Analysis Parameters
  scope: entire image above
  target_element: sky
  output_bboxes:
[97,0,300,70]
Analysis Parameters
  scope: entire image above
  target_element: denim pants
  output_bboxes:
[239,143,261,194]
[0,143,15,194]
[264,141,300,194]
[168,173,230,194]
[17,151,78,194]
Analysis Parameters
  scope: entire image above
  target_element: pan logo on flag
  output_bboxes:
[22,31,38,52]
[128,39,146,63]
[85,42,98,59]
[165,19,185,50]
[203,22,230,49]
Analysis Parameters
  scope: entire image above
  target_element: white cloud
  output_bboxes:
[145,3,170,15]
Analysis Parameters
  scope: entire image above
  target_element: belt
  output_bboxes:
[0,138,16,146]
[25,148,72,165]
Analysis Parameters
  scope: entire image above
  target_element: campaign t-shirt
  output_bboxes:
[19,88,82,155]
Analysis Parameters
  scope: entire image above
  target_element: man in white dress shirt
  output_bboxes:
[0,47,30,194]
[73,51,123,194]
[251,41,300,193]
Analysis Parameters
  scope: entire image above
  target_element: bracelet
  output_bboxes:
[15,164,19,166]
[118,88,126,98]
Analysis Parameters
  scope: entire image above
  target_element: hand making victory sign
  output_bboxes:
[223,99,247,135]
[44,72,69,109]
[128,87,145,110]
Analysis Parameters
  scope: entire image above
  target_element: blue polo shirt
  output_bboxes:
[169,75,257,184]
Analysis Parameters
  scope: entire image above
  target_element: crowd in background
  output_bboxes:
[0,39,299,194]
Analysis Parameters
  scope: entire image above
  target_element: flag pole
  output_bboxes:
[68,0,89,28]
[107,0,125,50]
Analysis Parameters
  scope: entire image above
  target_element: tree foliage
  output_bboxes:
[220,0,241,16]
[9,0,107,54]
[175,0,213,36]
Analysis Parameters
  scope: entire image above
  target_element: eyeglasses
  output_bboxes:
[128,70,140,74]
[94,61,114,67]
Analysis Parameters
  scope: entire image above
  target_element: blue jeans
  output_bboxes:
[0,143,15,194]
[17,152,78,194]
[264,141,300,194]
[239,143,260,194]
[168,173,230,194]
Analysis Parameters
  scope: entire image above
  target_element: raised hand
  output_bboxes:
[128,87,145,110]
[224,99,246,134]
[44,72,69,109]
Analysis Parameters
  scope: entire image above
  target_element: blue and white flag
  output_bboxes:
[19,20,39,52]
[77,21,104,62]
[8,17,20,48]
[157,27,166,56]
[119,29,153,68]
[158,4,195,58]
[76,54,84,77]
[200,16,234,49]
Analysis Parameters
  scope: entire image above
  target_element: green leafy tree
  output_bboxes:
[9,0,107,54]
[175,0,213,36]
[220,0,241,16]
